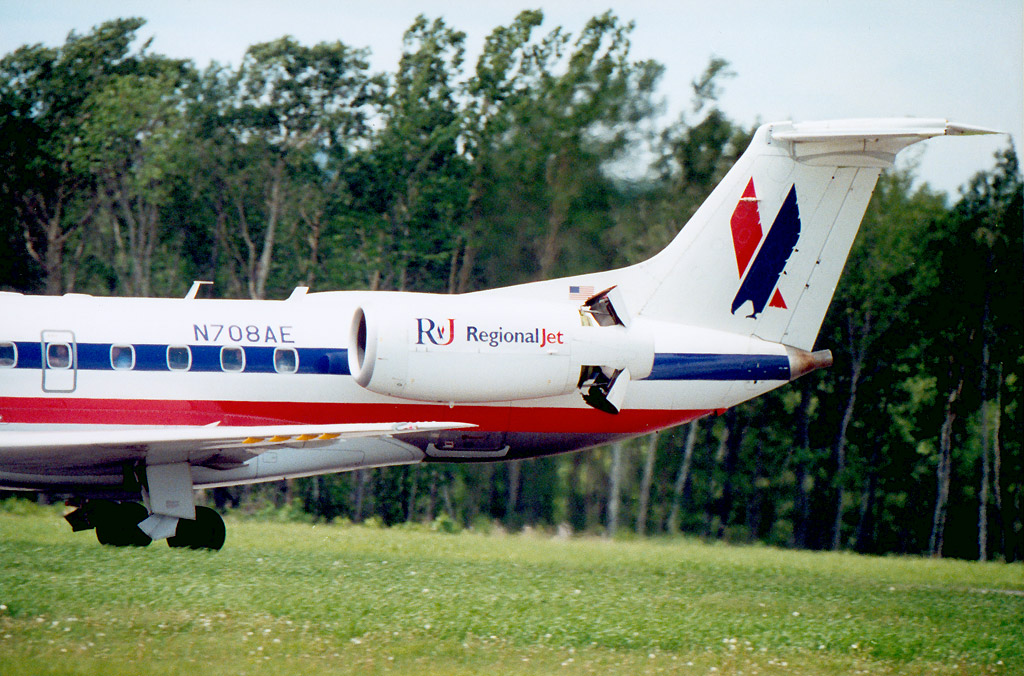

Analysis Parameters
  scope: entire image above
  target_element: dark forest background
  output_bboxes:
[1,14,1020,561]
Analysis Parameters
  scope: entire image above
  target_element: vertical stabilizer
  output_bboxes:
[633,119,996,350]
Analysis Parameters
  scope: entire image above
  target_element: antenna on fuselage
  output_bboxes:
[185,281,213,300]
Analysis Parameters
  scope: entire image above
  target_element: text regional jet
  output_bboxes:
[0,118,994,549]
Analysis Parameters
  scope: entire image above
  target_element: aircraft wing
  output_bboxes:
[0,421,474,474]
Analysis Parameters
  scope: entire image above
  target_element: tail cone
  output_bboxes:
[786,346,833,380]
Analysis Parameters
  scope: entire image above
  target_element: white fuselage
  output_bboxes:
[0,288,790,492]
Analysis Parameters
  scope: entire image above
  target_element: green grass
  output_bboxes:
[1,504,1021,675]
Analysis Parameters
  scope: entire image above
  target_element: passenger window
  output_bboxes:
[220,346,245,372]
[167,346,191,371]
[110,345,135,370]
[273,347,298,374]
[0,342,16,368]
[47,343,72,369]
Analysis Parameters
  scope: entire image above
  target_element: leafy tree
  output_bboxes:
[457,10,545,292]
[818,169,948,550]
[356,16,469,293]
[0,18,157,293]
[71,67,192,295]
[190,36,377,298]
[0,100,43,290]
[465,12,663,287]
[919,146,1022,559]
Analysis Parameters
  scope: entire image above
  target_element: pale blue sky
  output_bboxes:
[3,0,1021,196]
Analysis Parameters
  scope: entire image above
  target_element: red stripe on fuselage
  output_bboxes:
[0,397,707,435]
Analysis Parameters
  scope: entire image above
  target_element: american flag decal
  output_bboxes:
[568,285,595,301]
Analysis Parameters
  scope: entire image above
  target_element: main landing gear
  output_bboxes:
[65,501,226,550]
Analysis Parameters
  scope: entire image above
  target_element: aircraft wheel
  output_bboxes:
[167,506,226,551]
[93,501,152,547]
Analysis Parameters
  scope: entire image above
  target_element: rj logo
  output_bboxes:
[415,318,455,346]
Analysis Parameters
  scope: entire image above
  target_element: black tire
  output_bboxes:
[166,516,196,549]
[93,501,152,547]
[167,506,225,550]
[197,506,227,550]
[89,500,117,544]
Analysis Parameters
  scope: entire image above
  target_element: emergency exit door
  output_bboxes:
[41,330,77,393]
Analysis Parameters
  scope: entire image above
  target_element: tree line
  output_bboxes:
[1,14,1020,561]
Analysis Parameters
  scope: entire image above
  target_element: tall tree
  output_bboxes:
[667,421,700,534]
[199,36,376,298]
[458,10,545,292]
[72,68,191,295]
[359,15,468,293]
[606,441,625,536]
[467,12,663,287]
[926,147,1023,559]
[0,18,155,294]
[819,169,948,550]
[635,432,658,535]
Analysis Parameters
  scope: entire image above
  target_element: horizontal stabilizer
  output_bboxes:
[769,118,1002,168]
[770,118,1000,143]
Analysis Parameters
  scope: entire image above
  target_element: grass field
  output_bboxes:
[1,503,1021,675]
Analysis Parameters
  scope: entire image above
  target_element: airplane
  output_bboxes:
[0,118,995,550]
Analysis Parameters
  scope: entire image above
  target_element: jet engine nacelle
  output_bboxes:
[348,293,654,404]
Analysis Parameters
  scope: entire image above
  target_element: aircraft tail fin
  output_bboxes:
[629,119,996,350]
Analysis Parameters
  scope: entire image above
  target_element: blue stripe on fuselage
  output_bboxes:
[9,341,350,375]
[644,353,790,381]
[7,341,788,381]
